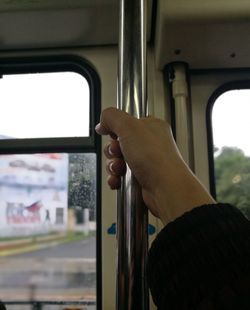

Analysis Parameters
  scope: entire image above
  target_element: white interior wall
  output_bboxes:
[0,45,166,309]
[155,0,250,70]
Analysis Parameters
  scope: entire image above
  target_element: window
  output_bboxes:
[0,57,100,310]
[211,88,250,219]
[0,72,90,139]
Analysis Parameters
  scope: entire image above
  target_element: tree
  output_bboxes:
[215,146,250,219]
[68,154,96,219]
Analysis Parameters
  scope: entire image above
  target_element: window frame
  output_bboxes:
[206,79,250,199]
[0,55,102,309]
[0,55,98,154]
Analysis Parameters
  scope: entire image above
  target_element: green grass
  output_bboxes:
[63,231,95,243]
[0,231,58,242]
[0,230,95,243]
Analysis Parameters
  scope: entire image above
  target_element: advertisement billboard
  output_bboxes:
[0,153,68,237]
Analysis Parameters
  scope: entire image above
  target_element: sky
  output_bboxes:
[0,72,249,158]
[0,72,90,139]
[212,89,250,156]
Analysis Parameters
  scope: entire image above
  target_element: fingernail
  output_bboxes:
[109,162,114,173]
[108,145,114,156]
[95,123,101,132]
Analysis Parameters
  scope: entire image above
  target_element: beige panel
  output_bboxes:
[156,0,250,69]
[0,0,114,11]
[147,49,163,310]
[79,48,118,310]
[0,0,153,50]
[160,0,250,22]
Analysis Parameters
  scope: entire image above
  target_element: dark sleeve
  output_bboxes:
[147,203,250,310]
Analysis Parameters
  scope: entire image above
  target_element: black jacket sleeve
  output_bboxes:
[147,204,250,309]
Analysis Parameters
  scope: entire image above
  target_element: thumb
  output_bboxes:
[95,107,136,138]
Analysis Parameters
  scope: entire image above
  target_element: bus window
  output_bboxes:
[0,72,89,139]
[212,89,250,219]
[0,65,99,310]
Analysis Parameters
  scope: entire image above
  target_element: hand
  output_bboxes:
[96,108,215,225]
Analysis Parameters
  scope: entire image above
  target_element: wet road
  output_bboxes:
[14,237,96,259]
[0,237,96,307]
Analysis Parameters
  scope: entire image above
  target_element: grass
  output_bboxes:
[0,230,95,243]
[0,230,96,256]
[0,231,59,242]
[61,231,95,243]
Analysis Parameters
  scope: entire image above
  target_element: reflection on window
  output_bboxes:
[0,153,96,309]
[212,89,250,219]
[0,72,90,139]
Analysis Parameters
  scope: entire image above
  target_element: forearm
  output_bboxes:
[154,162,216,225]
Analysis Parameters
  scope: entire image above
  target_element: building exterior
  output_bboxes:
[0,153,68,237]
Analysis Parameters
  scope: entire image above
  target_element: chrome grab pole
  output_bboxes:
[117,0,148,309]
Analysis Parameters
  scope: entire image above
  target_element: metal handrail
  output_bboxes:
[117,0,148,309]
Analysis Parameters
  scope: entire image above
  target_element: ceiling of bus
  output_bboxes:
[0,0,153,50]
[1,0,250,69]
[155,0,250,69]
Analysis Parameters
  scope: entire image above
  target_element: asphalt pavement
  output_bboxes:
[14,237,96,259]
[0,237,96,308]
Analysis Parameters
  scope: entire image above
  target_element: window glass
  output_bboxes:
[212,89,250,219]
[0,68,98,310]
[0,72,90,139]
[0,153,96,309]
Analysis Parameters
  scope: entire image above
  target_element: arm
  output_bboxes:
[95,107,215,225]
[148,203,250,309]
[96,107,250,309]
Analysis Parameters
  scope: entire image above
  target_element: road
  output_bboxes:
[15,236,96,259]
[0,237,97,308]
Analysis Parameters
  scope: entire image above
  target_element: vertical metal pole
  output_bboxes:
[117,0,148,309]
[172,63,194,170]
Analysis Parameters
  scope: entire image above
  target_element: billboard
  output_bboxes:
[0,153,68,237]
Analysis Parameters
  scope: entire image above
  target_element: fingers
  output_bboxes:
[107,175,121,190]
[95,107,136,138]
[106,157,126,176]
[96,109,128,189]
[101,128,125,190]
[106,157,126,190]
[104,139,122,159]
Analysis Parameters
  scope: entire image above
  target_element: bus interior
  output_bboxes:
[0,0,250,309]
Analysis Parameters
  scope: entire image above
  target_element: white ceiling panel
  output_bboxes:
[0,0,153,50]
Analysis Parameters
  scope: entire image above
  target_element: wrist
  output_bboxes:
[154,167,216,225]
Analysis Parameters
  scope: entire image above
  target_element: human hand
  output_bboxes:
[96,108,215,225]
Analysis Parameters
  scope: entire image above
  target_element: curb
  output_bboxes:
[0,234,67,256]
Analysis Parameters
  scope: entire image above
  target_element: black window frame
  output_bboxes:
[0,55,99,153]
[0,55,102,309]
[206,79,250,199]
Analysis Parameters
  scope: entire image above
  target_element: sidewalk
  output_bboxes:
[0,233,70,256]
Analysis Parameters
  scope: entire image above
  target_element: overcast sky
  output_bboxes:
[0,72,249,158]
[212,89,250,156]
[0,72,89,139]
